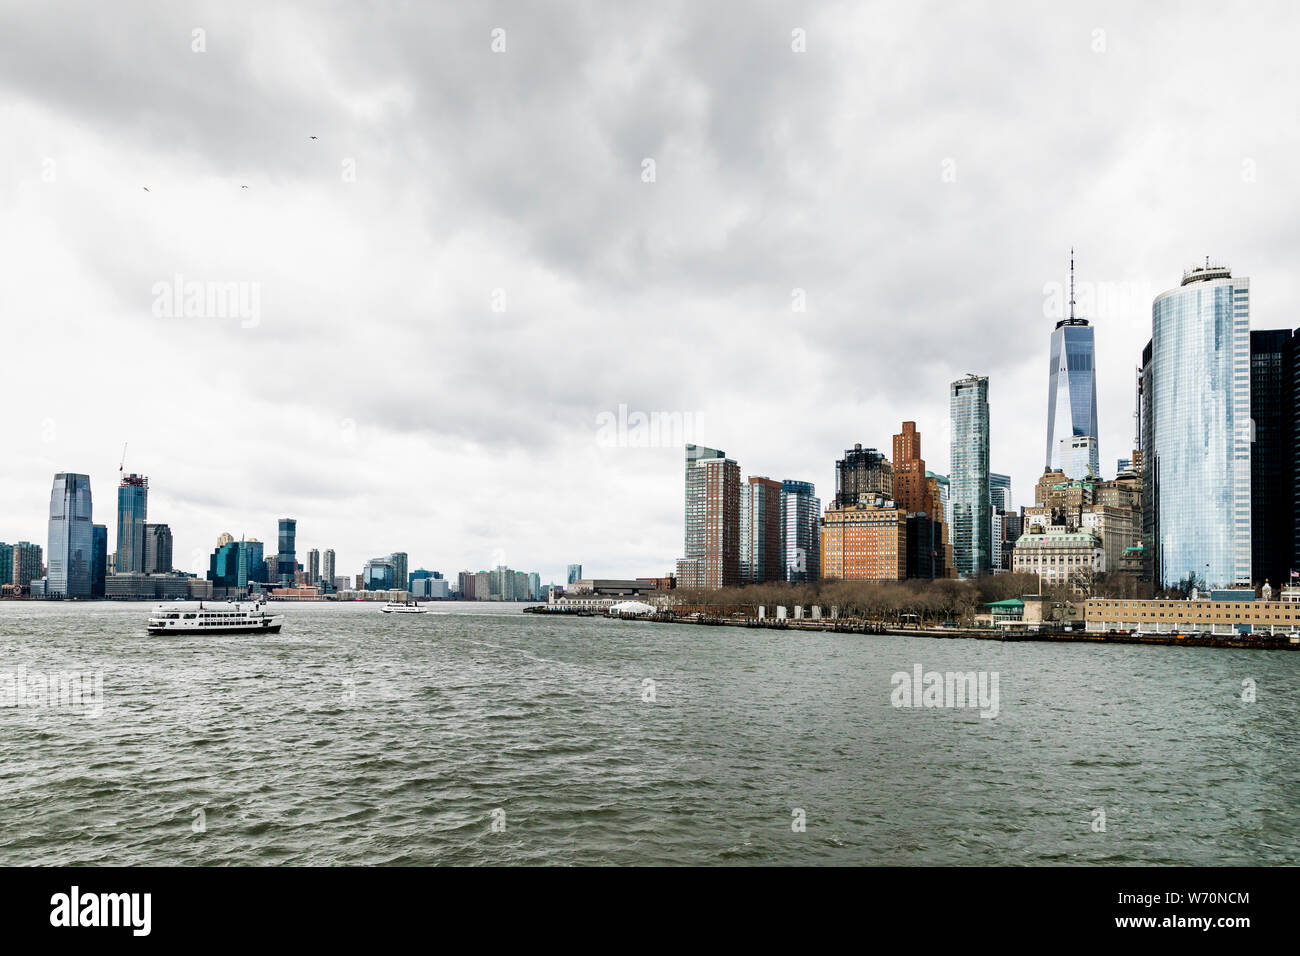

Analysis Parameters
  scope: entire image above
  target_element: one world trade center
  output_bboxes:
[1045,251,1100,479]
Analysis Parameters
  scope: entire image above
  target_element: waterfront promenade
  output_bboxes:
[524,605,1300,651]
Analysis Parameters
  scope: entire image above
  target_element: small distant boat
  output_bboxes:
[380,601,427,614]
[1289,632,1300,645]
[147,600,283,635]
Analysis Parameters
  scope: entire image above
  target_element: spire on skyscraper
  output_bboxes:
[1068,248,1076,321]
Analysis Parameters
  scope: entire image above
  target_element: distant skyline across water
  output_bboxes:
[5,2,1300,584]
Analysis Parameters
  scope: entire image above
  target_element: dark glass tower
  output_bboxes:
[277,518,297,586]
[144,523,173,573]
[1250,329,1296,586]
[48,473,93,597]
[739,476,783,583]
[1294,326,1300,580]
[91,524,107,597]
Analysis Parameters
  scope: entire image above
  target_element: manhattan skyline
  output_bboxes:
[4,3,1299,583]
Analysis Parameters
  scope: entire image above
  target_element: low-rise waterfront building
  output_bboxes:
[1086,587,1300,635]
[105,572,194,600]
[335,589,411,602]
[267,586,325,600]
[547,579,666,611]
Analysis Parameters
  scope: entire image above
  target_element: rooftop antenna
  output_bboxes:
[1068,248,1076,321]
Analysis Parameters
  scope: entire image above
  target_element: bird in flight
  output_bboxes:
[241,185,249,189]
[309,135,318,140]
[142,186,149,192]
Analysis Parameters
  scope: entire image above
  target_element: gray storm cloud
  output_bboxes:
[2,0,1297,581]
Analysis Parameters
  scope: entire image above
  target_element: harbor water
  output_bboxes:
[1,601,1296,865]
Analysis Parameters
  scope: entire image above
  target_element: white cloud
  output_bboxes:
[2,1,1297,582]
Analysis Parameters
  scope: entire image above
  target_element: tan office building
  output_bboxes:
[1085,593,1300,635]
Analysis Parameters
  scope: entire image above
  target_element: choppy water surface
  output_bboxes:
[1,601,1296,865]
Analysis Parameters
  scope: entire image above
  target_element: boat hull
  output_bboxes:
[147,622,283,636]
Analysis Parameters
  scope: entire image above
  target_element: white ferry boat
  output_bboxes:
[147,600,284,635]
[380,601,427,614]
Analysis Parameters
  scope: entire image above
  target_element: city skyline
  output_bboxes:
[5,5,1300,581]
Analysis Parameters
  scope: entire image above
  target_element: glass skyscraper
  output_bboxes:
[364,557,395,590]
[48,472,93,597]
[1148,262,1251,589]
[210,538,266,589]
[989,473,1012,512]
[1045,256,1100,479]
[989,472,1012,571]
[567,564,583,585]
[241,540,266,586]
[91,524,107,597]
[1248,329,1296,587]
[323,549,336,591]
[780,479,820,583]
[277,518,297,585]
[116,474,148,573]
[388,552,408,591]
[950,374,991,577]
[144,523,173,573]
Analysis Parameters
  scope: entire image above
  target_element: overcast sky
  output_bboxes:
[2,1,1298,583]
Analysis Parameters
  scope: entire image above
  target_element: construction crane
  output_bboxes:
[119,442,128,479]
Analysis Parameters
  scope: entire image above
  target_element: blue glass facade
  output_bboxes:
[1249,329,1296,586]
[116,475,148,573]
[277,518,297,585]
[210,539,266,588]
[989,473,1011,511]
[1149,266,1251,589]
[739,477,783,583]
[48,473,93,597]
[1045,322,1099,478]
[91,524,107,597]
[780,479,820,583]
[364,558,395,590]
[950,375,990,577]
